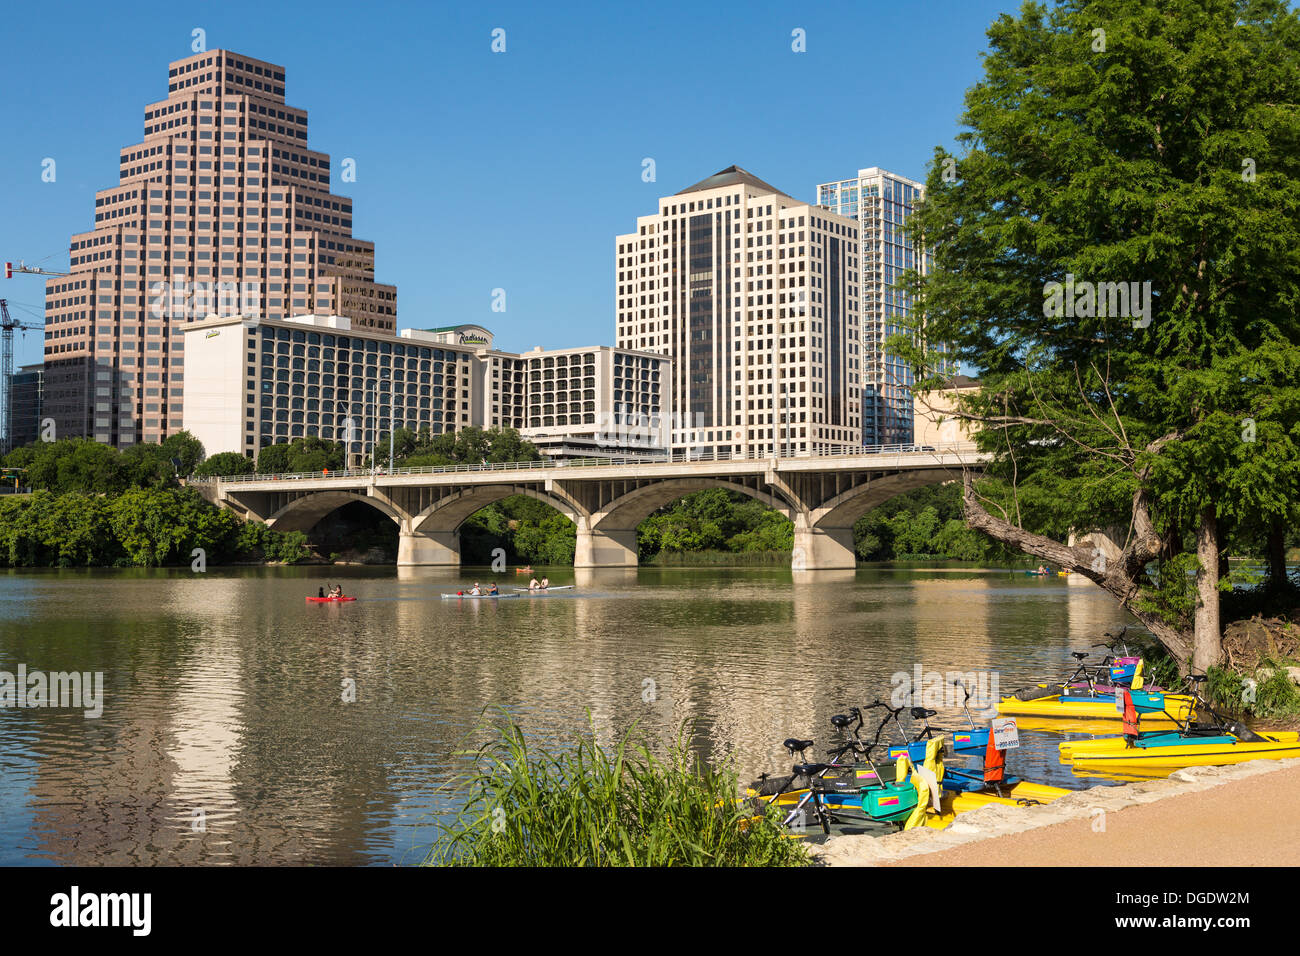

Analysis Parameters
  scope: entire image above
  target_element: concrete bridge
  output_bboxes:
[193,444,988,570]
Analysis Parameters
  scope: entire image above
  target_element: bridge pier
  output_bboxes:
[791,526,856,572]
[397,529,460,567]
[574,528,638,568]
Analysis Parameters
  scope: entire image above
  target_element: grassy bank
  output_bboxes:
[425,717,809,867]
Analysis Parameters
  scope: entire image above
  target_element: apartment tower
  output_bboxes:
[816,167,930,446]
[615,166,862,456]
[42,49,396,447]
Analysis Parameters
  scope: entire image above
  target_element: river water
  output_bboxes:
[0,564,1139,865]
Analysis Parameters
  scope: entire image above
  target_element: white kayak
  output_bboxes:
[441,592,519,600]
[511,585,575,592]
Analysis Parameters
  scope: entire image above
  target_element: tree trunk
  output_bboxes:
[961,470,1193,663]
[1193,505,1221,673]
[1267,518,1287,590]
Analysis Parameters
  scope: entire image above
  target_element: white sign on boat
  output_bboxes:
[991,717,1020,750]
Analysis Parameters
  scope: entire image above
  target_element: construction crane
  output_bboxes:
[5,260,68,279]
[3,260,63,454]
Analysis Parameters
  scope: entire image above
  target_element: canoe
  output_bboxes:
[440,592,519,600]
[997,692,1195,722]
[306,596,356,603]
[511,585,575,592]
[1062,731,1300,769]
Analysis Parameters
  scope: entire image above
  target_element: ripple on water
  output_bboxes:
[0,565,1137,864]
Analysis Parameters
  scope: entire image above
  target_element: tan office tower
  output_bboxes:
[42,49,397,447]
[615,166,861,457]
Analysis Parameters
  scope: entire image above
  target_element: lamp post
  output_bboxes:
[370,375,394,473]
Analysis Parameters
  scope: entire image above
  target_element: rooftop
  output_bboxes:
[674,165,795,200]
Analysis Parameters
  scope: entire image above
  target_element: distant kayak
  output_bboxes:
[511,585,575,592]
[306,596,356,603]
[441,592,519,600]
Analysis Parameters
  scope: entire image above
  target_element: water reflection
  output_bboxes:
[0,565,1139,865]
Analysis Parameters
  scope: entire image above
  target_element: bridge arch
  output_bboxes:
[808,469,959,531]
[591,477,798,532]
[410,483,588,535]
[266,490,403,533]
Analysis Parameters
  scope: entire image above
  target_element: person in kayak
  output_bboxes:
[539,576,550,590]
[470,582,482,595]
[528,577,540,591]
[488,583,500,595]
[330,584,343,599]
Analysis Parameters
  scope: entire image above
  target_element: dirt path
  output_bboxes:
[814,758,1300,867]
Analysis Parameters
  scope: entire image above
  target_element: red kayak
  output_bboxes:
[306,596,357,603]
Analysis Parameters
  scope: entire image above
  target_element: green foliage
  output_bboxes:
[894,0,1300,640]
[426,716,808,867]
[852,482,1015,562]
[374,425,541,469]
[0,487,308,568]
[638,489,794,560]
[255,436,346,474]
[0,491,117,567]
[3,432,208,493]
[1206,659,1300,718]
[160,431,205,475]
[193,451,255,478]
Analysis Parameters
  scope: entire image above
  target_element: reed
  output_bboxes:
[425,716,810,867]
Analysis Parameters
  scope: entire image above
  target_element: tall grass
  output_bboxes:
[424,716,810,867]
[1207,659,1300,719]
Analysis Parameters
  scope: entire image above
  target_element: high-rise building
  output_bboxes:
[816,167,931,446]
[8,364,44,449]
[615,166,862,457]
[42,49,396,447]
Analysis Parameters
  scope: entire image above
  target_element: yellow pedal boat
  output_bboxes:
[997,693,1195,722]
[1061,730,1300,769]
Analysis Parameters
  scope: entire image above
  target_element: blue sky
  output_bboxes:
[0,0,1019,368]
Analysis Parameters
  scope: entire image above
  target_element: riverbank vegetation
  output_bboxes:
[1,435,308,567]
[425,717,808,867]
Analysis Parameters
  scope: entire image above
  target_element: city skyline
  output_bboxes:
[0,0,1017,374]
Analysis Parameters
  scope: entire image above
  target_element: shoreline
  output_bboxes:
[813,757,1300,867]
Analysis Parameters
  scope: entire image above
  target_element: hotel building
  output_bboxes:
[42,49,396,448]
[816,167,930,445]
[182,315,669,465]
[615,166,862,456]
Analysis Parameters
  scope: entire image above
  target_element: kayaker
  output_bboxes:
[488,583,500,595]
[1036,564,1047,575]
[470,582,482,595]
[539,576,550,590]
[528,577,540,591]
[330,584,343,599]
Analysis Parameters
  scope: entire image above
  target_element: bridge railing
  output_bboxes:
[189,441,982,484]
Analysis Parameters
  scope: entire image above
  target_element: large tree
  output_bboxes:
[902,0,1300,670]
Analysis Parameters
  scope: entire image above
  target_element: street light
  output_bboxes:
[370,375,395,474]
